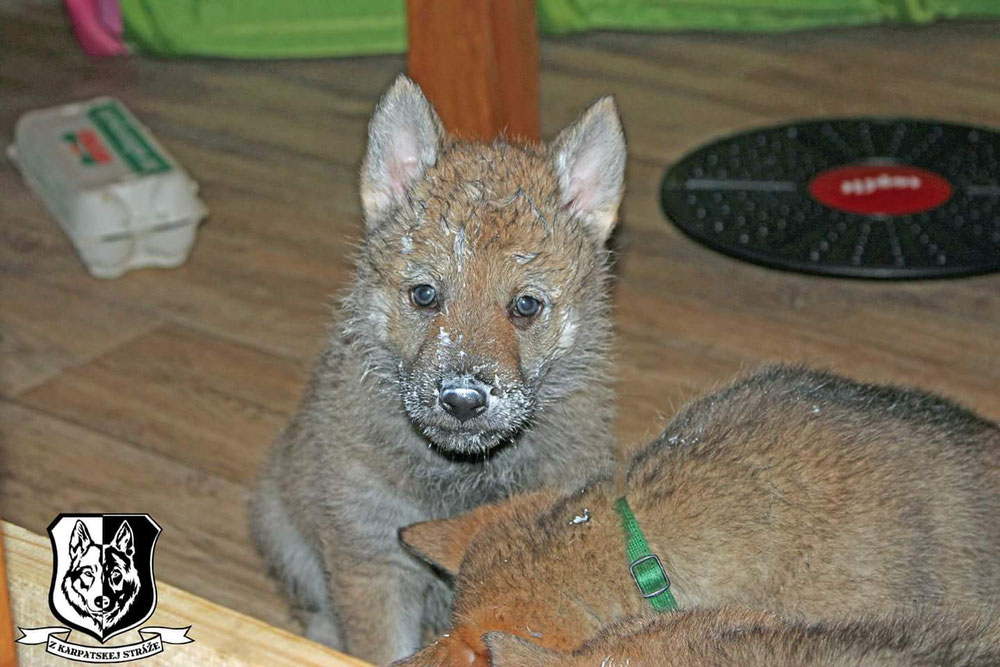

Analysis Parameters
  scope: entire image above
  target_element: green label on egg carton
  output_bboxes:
[87,102,172,176]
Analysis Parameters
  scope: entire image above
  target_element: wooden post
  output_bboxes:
[0,529,16,667]
[406,0,540,142]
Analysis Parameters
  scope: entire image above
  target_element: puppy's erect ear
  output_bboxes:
[399,507,494,577]
[360,75,444,228]
[112,521,135,557]
[482,632,561,666]
[550,96,626,243]
[69,520,93,561]
[400,491,557,577]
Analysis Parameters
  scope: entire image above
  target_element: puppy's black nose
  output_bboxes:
[96,596,110,610]
[439,385,487,422]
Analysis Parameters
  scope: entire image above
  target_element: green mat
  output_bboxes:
[121,0,407,58]
[120,0,1000,58]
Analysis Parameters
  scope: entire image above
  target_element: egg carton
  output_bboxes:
[8,97,207,279]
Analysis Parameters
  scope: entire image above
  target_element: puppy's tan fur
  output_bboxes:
[476,607,1000,666]
[250,77,626,664]
[400,366,1000,665]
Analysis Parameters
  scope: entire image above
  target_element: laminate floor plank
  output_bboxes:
[2,0,997,636]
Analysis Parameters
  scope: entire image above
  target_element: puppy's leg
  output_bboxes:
[422,574,453,640]
[328,553,431,664]
[250,480,343,648]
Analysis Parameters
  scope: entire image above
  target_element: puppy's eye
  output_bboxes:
[512,295,542,318]
[111,570,122,584]
[410,284,438,309]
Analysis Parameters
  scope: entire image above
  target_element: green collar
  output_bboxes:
[614,496,679,612]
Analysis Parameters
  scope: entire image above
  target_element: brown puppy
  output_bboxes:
[400,366,1000,665]
[250,76,626,664]
[478,607,1000,666]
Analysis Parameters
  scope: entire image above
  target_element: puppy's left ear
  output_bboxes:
[482,632,561,666]
[550,96,626,243]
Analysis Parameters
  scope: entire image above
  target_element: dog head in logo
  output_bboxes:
[62,521,141,632]
[48,514,161,643]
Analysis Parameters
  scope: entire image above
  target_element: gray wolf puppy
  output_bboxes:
[251,75,625,663]
[399,366,1000,665]
[63,520,141,633]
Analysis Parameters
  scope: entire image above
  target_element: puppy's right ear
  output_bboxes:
[482,632,561,666]
[400,491,557,577]
[69,520,92,560]
[360,75,444,229]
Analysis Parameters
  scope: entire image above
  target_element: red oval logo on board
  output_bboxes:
[808,164,953,216]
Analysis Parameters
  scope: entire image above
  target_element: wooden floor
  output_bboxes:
[2,1,999,635]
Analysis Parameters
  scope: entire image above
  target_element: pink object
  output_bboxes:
[64,0,127,57]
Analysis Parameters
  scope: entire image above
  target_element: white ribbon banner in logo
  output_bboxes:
[17,626,193,663]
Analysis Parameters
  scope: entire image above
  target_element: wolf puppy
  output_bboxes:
[251,76,624,663]
[400,366,1000,665]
